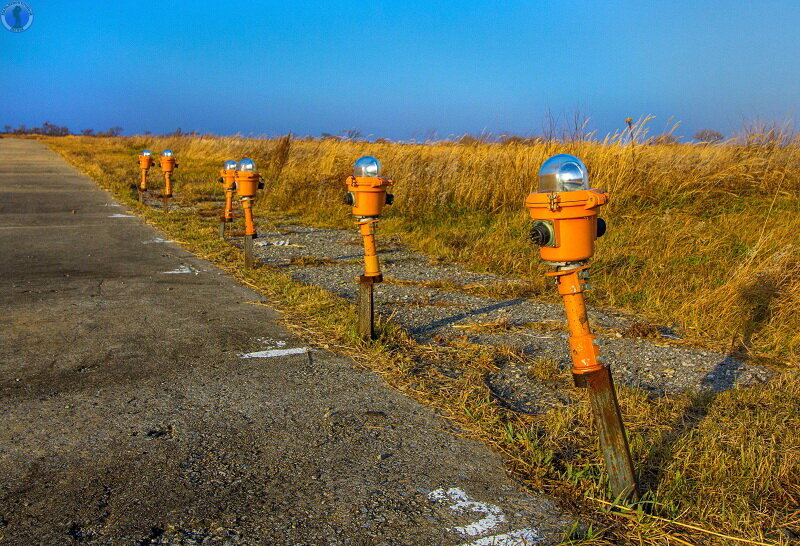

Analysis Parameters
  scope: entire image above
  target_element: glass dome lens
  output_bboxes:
[223,160,238,170]
[237,158,256,172]
[353,156,381,177]
[162,149,174,158]
[537,154,589,192]
[141,150,152,156]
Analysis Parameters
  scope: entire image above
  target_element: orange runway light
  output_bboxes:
[524,154,637,501]
[235,158,263,269]
[344,156,394,282]
[344,156,395,339]
[219,159,238,238]
[524,155,608,375]
[159,150,178,211]
[137,150,154,202]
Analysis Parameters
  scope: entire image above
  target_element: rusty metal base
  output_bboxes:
[244,235,254,270]
[357,279,376,340]
[358,274,383,284]
[579,367,639,501]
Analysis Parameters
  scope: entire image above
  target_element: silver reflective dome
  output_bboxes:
[353,156,381,177]
[141,150,152,157]
[537,154,589,192]
[162,149,174,158]
[237,158,256,172]
[223,160,238,170]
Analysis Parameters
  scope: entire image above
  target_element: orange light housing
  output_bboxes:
[220,168,237,190]
[139,155,154,169]
[524,189,608,263]
[235,159,262,238]
[236,171,261,198]
[160,156,176,173]
[346,176,393,218]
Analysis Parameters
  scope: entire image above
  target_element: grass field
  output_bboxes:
[55,131,800,364]
[44,134,800,544]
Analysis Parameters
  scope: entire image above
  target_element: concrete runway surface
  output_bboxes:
[0,139,570,544]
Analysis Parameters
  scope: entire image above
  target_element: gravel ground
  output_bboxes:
[246,223,772,411]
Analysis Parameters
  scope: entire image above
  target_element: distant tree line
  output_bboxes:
[1,123,124,137]
[309,129,731,146]
[0,121,732,145]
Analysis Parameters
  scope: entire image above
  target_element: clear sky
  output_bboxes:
[2,0,799,139]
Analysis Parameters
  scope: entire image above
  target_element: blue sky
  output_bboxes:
[2,0,799,139]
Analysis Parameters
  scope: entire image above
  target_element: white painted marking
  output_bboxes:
[254,240,305,248]
[160,265,199,275]
[108,213,135,218]
[143,237,173,244]
[429,488,506,536]
[100,203,122,207]
[428,488,542,545]
[240,347,308,358]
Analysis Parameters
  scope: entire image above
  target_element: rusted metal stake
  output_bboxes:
[358,275,376,340]
[219,221,226,239]
[554,266,638,501]
[578,368,638,500]
[138,189,144,204]
[163,195,169,212]
[244,234,254,270]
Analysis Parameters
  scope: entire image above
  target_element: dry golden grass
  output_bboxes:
[60,130,798,365]
[43,134,800,544]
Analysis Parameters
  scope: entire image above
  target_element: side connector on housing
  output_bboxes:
[529,219,557,247]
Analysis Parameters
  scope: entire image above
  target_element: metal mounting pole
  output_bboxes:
[579,368,638,500]
[358,275,376,340]
[221,188,234,239]
[163,171,173,212]
[244,234,254,270]
[553,266,638,501]
[241,196,257,270]
[139,169,147,204]
[356,219,382,341]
